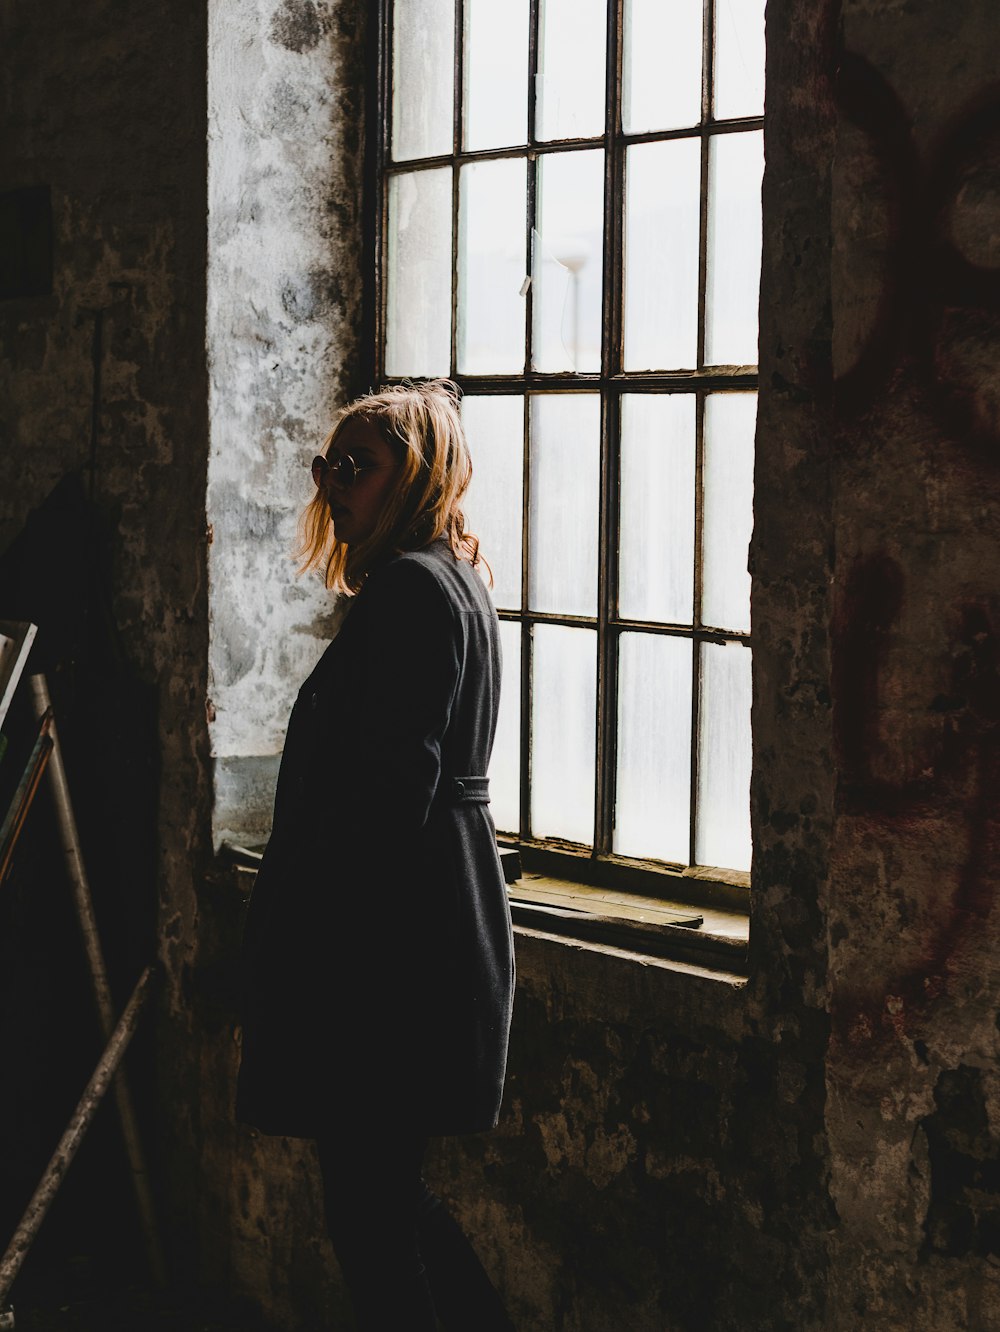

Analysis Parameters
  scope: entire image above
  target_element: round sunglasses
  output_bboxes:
[311,452,393,489]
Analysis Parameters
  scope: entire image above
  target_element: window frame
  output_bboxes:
[362,0,760,900]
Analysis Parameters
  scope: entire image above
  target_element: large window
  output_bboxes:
[370,0,764,884]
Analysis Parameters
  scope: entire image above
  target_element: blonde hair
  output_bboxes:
[296,380,487,594]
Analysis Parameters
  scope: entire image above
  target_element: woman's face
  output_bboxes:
[320,417,400,546]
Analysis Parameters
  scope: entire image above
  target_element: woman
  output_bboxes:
[236,381,516,1331]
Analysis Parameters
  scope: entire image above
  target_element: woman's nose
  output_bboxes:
[318,463,341,493]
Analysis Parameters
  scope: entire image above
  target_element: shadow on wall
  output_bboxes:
[0,473,159,1305]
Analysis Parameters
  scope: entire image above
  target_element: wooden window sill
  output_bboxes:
[218,843,750,979]
[506,873,748,976]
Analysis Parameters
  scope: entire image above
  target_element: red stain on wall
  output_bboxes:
[833,50,1000,454]
[832,557,1000,1039]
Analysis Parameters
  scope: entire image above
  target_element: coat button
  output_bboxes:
[454,779,465,797]
[310,692,319,709]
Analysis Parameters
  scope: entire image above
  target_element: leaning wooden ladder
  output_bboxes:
[0,624,164,1329]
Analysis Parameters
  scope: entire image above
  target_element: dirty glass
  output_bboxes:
[391,0,455,162]
[459,158,528,374]
[615,632,693,864]
[535,0,607,141]
[618,393,696,626]
[695,640,751,870]
[714,0,766,121]
[378,0,762,878]
[462,394,525,612]
[463,0,529,150]
[490,618,522,835]
[702,392,755,633]
[705,129,764,366]
[528,393,600,616]
[623,0,702,133]
[531,625,597,845]
[532,150,604,373]
[624,138,701,370]
[385,168,453,377]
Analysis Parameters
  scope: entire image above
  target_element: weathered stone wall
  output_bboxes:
[0,0,209,713]
[207,0,366,848]
[0,0,213,1285]
[430,940,831,1332]
[825,0,1000,1325]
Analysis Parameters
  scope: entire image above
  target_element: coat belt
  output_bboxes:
[447,776,490,803]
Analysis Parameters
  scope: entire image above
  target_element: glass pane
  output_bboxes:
[623,0,702,133]
[536,0,607,141]
[615,632,693,864]
[696,640,751,871]
[392,0,455,161]
[624,139,701,370]
[619,395,696,624]
[714,0,766,121]
[702,392,755,632]
[464,0,529,150]
[528,394,600,616]
[490,618,522,834]
[386,168,453,377]
[705,130,763,366]
[531,625,596,844]
[532,150,604,372]
[459,159,527,374]
[462,395,524,611]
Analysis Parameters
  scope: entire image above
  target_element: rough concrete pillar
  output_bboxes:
[207,0,367,848]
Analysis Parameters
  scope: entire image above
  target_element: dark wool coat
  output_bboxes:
[235,539,514,1138]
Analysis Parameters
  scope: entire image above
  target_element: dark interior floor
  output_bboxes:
[13,1296,264,1332]
[7,1259,276,1332]
[10,1289,274,1332]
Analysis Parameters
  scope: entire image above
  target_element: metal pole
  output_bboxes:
[0,966,155,1319]
[28,676,166,1288]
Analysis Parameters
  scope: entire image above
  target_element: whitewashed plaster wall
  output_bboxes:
[206,0,365,845]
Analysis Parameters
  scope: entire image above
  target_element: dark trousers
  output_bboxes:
[316,1130,516,1332]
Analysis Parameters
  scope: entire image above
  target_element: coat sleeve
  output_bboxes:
[341,557,461,838]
